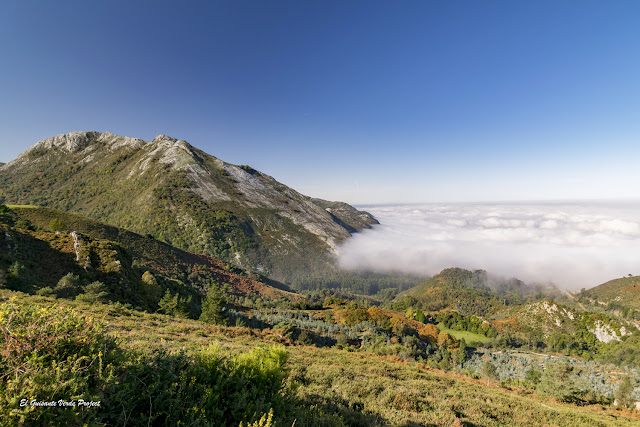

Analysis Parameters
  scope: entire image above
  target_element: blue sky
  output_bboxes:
[1,1,639,204]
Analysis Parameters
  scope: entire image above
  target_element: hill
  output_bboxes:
[398,267,556,316]
[0,131,377,281]
[0,205,300,310]
[576,276,640,317]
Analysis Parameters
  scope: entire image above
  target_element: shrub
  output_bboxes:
[35,286,56,297]
[6,262,33,292]
[0,299,292,426]
[0,298,120,426]
[54,273,81,299]
[14,219,33,230]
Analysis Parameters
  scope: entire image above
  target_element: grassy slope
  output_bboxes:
[582,276,640,310]
[8,205,299,300]
[436,323,493,345]
[2,289,636,426]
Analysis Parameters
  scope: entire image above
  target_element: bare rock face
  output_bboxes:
[0,131,378,280]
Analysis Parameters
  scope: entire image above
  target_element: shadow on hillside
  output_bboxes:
[0,227,78,289]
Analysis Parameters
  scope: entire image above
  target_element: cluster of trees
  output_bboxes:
[287,270,424,296]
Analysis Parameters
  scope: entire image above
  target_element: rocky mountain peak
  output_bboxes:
[31,131,100,154]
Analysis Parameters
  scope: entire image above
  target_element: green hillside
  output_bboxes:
[2,289,638,426]
[0,205,300,312]
[0,131,377,281]
[398,267,554,316]
[577,276,640,317]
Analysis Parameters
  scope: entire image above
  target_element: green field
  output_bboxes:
[437,323,493,344]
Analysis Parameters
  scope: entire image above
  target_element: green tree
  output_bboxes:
[482,360,498,386]
[199,283,227,324]
[456,338,467,365]
[615,375,635,409]
[0,204,13,225]
[537,361,585,403]
[175,295,192,319]
[82,281,111,303]
[54,272,81,298]
[49,218,66,232]
[141,271,162,303]
[158,289,178,315]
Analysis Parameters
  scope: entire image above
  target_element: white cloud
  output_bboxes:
[338,202,640,289]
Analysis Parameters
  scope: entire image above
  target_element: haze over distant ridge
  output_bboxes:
[338,201,640,289]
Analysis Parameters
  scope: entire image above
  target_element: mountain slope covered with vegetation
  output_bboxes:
[0,131,377,281]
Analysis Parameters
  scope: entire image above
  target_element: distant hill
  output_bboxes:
[0,131,377,281]
[577,275,640,315]
[398,267,555,316]
[0,205,300,307]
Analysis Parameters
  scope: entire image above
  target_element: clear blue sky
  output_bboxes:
[1,1,639,204]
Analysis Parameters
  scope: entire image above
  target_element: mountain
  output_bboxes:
[0,131,377,281]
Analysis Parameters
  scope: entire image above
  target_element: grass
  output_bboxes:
[1,289,638,426]
[437,323,493,345]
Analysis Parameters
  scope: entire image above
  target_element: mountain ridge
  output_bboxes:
[0,131,378,280]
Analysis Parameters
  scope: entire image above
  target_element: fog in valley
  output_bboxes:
[338,201,640,290]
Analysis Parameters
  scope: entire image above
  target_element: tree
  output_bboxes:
[175,295,192,318]
[537,360,585,402]
[524,368,542,388]
[141,271,162,303]
[49,218,66,232]
[615,375,635,409]
[482,360,498,386]
[55,273,81,298]
[0,204,13,225]
[199,283,227,324]
[456,338,468,365]
[82,281,110,303]
[158,289,178,315]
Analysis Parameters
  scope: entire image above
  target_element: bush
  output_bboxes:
[36,286,56,297]
[6,262,32,292]
[54,273,81,299]
[14,219,33,230]
[0,298,120,426]
[0,298,292,426]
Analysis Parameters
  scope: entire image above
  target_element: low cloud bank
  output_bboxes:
[338,202,640,289]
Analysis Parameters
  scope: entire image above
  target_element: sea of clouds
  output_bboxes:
[338,201,640,289]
